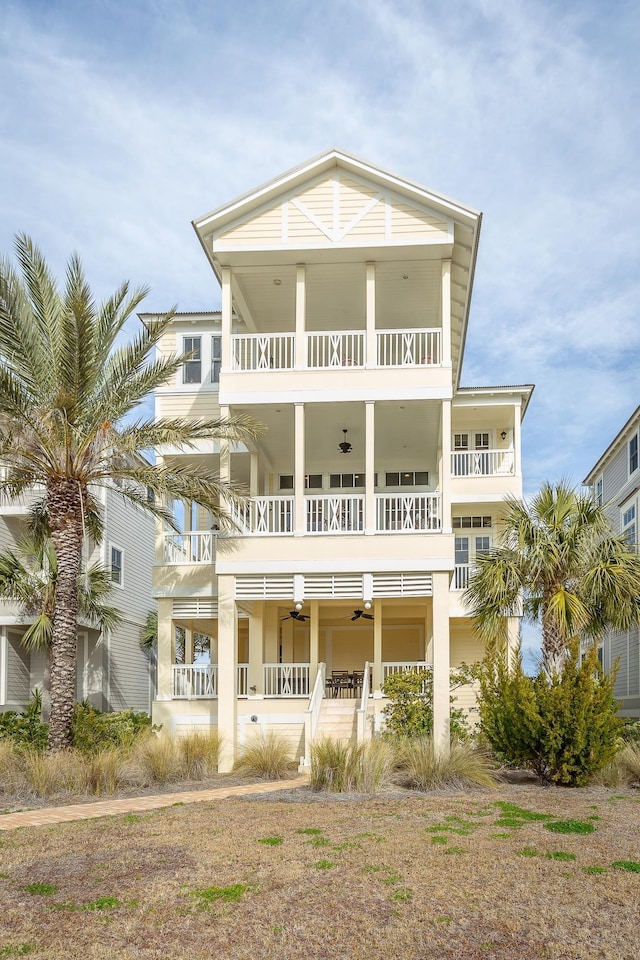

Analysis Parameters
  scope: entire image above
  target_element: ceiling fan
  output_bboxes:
[351,608,374,621]
[281,609,311,622]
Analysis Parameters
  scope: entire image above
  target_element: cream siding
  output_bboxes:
[220,205,283,245]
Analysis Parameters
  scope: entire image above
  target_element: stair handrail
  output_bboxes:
[356,661,371,743]
[308,663,326,739]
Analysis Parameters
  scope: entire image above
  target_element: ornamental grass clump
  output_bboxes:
[176,730,223,779]
[234,731,294,780]
[309,737,395,792]
[395,735,498,791]
[132,734,179,783]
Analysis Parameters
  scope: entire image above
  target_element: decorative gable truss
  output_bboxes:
[213,172,454,251]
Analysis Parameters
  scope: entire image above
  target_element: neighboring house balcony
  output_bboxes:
[0,483,45,516]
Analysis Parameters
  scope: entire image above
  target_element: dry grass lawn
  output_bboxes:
[0,783,639,959]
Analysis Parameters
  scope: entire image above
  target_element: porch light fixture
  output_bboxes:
[295,602,303,611]
[364,601,372,610]
[339,429,352,454]
[500,430,507,441]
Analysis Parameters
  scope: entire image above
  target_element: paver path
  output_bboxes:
[0,776,308,831]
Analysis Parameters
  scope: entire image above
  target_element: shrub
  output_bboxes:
[71,704,153,753]
[395,735,498,791]
[0,691,48,750]
[476,639,622,786]
[234,731,294,780]
[176,730,222,779]
[309,737,395,793]
[381,667,472,741]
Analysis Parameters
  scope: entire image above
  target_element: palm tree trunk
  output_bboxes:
[541,604,567,676]
[47,479,84,751]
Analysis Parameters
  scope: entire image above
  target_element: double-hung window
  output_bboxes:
[211,335,221,385]
[630,435,638,475]
[183,336,202,384]
[622,504,636,551]
[110,546,123,586]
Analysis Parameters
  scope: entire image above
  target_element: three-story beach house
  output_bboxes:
[151,150,533,770]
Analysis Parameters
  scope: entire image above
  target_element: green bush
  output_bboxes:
[381,667,472,741]
[71,703,153,753]
[0,691,48,749]
[477,639,622,786]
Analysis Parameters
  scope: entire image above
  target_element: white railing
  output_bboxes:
[382,661,432,684]
[306,495,364,533]
[356,661,372,744]
[163,531,217,563]
[263,663,310,697]
[229,497,293,535]
[231,333,295,371]
[171,663,249,698]
[453,564,471,590]
[306,662,326,738]
[375,493,441,532]
[237,663,249,696]
[172,664,217,699]
[307,330,365,368]
[451,449,515,477]
[377,328,441,366]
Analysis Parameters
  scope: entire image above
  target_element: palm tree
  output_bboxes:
[464,480,640,672]
[0,234,258,750]
[0,529,122,718]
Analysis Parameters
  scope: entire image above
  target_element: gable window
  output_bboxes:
[110,546,123,586]
[183,336,202,384]
[630,435,638,475]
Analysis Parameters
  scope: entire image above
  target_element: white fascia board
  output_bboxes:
[219,387,453,406]
[215,557,455,575]
[155,440,249,457]
[583,404,640,484]
[451,493,519,504]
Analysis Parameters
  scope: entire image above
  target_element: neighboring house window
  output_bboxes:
[595,476,603,506]
[622,504,636,550]
[110,546,123,585]
[630,435,638,475]
[211,335,221,385]
[183,336,202,384]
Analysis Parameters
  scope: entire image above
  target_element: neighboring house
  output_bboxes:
[0,481,156,714]
[150,149,534,770]
[584,406,640,718]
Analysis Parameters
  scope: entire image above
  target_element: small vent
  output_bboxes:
[235,575,295,600]
[372,573,432,597]
[304,574,364,599]
[172,600,218,618]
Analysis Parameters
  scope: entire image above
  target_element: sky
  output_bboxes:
[1,0,639,665]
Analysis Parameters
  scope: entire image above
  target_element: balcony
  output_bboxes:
[163,531,217,563]
[451,449,514,477]
[230,327,441,371]
[171,663,248,698]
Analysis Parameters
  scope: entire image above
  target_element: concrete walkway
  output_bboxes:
[0,776,308,831]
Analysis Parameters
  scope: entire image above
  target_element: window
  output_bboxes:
[211,335,221,385]
[110,547,123,586]
[455,537,469,565]
[622,504,636,550]
[305,474,322,489]
[385,470,429,487]
[475,433,489,450]
[183,336,202,384]
[475,536,491,556]
[595,476,603,506]
[279,475,294,490]
[329,473,365,488]
[453,516,492,529]
[630,435,638,475]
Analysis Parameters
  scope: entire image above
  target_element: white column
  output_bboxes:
[513,401,522,478]
[156,598,175,701]
[217,575,238,772]
[221,266,232,371]
[294,402,305,535]
[440,399,452,534]
[295,264,306,369]
[219,404,231,524]
[280,618,294,662]
[365,262,376,368]
[372,599,383,694]
[432,571,451,755]
[309,600,319,680]
[0,625,7,705]
[184,628,194,666]
[248,602,264,694]
[441,259,451,367]
[365,401,375,534]
[506,616,520,668]
[250,452,259,496]
[264,607,279,664]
